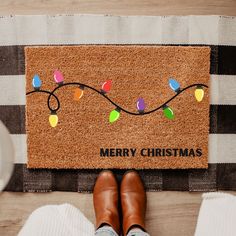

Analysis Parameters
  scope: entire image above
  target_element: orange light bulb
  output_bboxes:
[74,86,84,101]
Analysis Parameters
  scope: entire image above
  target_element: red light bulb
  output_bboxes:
[101,80,112,94]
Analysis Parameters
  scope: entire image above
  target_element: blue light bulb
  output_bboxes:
[169,78,180,93]
[32,74,42,90]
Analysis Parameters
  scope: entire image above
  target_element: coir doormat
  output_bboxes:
[25,45,210,169]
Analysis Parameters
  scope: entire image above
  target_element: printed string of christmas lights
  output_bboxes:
[26,70,208,128]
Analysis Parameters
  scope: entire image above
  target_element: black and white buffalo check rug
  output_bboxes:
[1,15,236,192]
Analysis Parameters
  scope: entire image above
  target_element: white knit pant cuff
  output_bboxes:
[195,192,236,236]
[18,203,95,236]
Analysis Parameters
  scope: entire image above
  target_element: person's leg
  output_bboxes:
[120,171,149,236]
[195,192,236,236]
[95,225,119,236]
[127,227,150,236]
[93,170,120,236]
[18,203,95,236]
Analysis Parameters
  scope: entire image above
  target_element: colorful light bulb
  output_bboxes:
[74,86,84,101]
[163,105,174,120]
[32,74,42,90]
[101,80,112,94]
[54,70,64,86]
[109,108,120,123]
[137,98,146,113]
[49,111,58,128]
[169,78,180,93]
[195,86,204,102]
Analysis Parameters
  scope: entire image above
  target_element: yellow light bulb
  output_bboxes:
[195,86,204,102]
[49,112,58,128]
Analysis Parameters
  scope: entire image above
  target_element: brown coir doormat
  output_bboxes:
[25,45,210,169]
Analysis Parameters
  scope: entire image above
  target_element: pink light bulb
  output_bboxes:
[54,70,64,86]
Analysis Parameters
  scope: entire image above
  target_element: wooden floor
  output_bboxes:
[1,0,236,236]
[0,191,204,236]
[0,0,236,15]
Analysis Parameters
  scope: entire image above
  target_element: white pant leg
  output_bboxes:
[18,203,95,236]
[195,192,236,236]
[95,226,119,236]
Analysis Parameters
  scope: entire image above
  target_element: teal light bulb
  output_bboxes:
[169,78,180,93]
[32,74,42,90]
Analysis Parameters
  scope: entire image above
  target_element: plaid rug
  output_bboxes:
[1,15,236,192]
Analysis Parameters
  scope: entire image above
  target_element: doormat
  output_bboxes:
[25,45,210,169]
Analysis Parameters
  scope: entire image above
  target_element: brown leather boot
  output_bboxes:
[93,170,120,234]
[121,170,147,235]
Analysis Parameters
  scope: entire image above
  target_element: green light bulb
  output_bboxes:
[163,105,174,120]
[109,108,120,123]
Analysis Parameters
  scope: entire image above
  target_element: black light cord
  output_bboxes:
[26,82,208,115]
